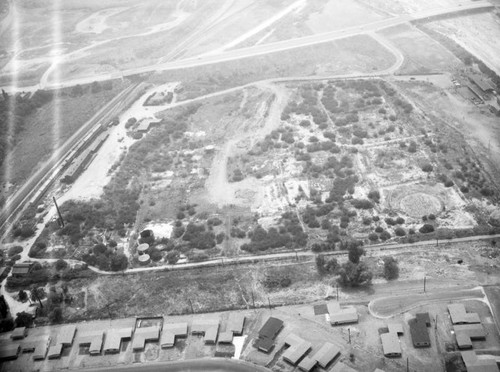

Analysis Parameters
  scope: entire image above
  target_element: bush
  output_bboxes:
[351,199,373,210]
[419,224,435,234]
[380,230,391,241]
[150,248,163,262]
[383,257,399,280]
[337,261,373,287]
[394,227,406,236]
[395,217,405,225]
[316,255,338,275]
[262,270,292,290]
[428,214,436,220]
[8,246,23,257]
[367,190,380,203]
[55,259,68,271]
[421,163,433,172]
[375,226,384,233]
[166,251,180,264]
[368,233,379,242]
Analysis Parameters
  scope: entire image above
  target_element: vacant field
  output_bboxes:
[425,12,500,75]
[380,24,461,74]
[150,34,396,101]
[4,81,128,188]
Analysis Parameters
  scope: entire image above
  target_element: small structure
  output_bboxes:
[21,335,51,360]
[11,262,32,277]
[255,317,284,353]
[461,350,498,372]
[313,342,341,368]
[57,325,77,347]
[469,75,495,94]
[204,325,219,344]
[137,243,149,255]
[454,324,486,350]
[227,313,245,335]
[160,323,188,348]
[191,318,220,344]
[11,327,27,340]
[138,254,151,265]
[448,304,481,325]
[79,330,104,355]
[381,332,401,357]
[103,328,133,354]
[132,326,160,351]
[218,331,234,344]
[0,343,20,361]
[47,344,63,359]
[282,333,312,366]
[328,302,358,325]
[409,314,431,348]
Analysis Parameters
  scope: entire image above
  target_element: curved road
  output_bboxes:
[1,1,492,92]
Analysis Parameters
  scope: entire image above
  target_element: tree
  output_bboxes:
[15,312,33,328]
[71,84,84,97]
[49,307,63,323]
[110,253,128,271]
[419,224,435,234]
[149,248,163,262]
[316,255,338,276]
[348,243,365,264]
[337,261,373,287]
[383,256,399,280]
[18,290,28,302]
[30,286,46,308]
[90,81,101,93]
[421,163,433,173]
[166,251,180,265]
[55,259,68,271]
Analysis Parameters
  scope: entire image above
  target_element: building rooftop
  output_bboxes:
[11,327,27,340]
[298,356,316,372]
[409,318,431,347]
[78,330,104,355]
[313,342,341,368]
[47,344,63,359]
[227,313,245,335]
[329,307,358,325]
[160,323,188,348]
[258,317,284,340]
[469,75,495,92]
[388,323,404,335]
[0,343,20,361]
[381,332,401,357]
[57,325,77,346]
[282,333,312,366]
[103,328,133,353]
[448,304,481,325]
[21,335,51,360]
[204,326,219,344]
[461,350,498,372]
[132,326,160,351]
[218,331,233,344]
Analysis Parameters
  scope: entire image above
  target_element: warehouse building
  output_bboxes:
[132,326,160,351]
[454,324,486,350]
[160,323,188,348]
[255,317,284,353]
[409,313,431,348]
[282,333,312,366]
[78,330,104,355]
[448,304,481,325]
[103,328,133,354]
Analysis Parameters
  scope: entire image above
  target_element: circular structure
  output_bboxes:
[137,243,149,255]
[138,254,150,265]
[399,192,442,218]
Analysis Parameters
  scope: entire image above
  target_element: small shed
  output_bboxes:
[381,332,401,357]
[11,327,27,340]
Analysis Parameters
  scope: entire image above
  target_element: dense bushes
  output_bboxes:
[419,224,435,234]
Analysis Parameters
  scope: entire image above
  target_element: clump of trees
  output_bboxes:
[383,256,399,280]
[316,255,338,275]
[337,239,372,287]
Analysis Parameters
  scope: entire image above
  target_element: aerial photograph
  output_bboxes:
[0,0,500,371]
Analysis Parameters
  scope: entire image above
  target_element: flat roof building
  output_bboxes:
[47,344,63,359]
[314,342,341,368]
[204,325,219,344]
[381,332,401,357]
[11,327,27,340]
[0,343,20,361]
[103,328,133,354]
[282,334,312,366]
[409,317,431,348]
[21,335,51,360]
[448,304,481,325]
[327,302,358,325]
[227,313,245,335]
[160,323,188,348]
[454,324,487,350]
[469,75,495,93]
[298,356,317,372]
[132,326,160,351]
[11,262,32,277]
[461,350,498,372]
[218,331,233,344]
[255,317,284,353]
[57,325,77,347]
[79,330,104,355]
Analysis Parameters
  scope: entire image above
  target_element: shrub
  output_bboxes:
[428,214,436,220]
[367,190,380,203]
[316,255,338,275]
[351,199,373,210]
[394,227,406,236]
[55,259,68,271]
[380,230,391,241]
[375,226,384,233]
[421,163,433,172]
[395,217,405,225]
[262,270,292,290]
[419,224,435,234]
[368,233,379,242]
[166,251,180,264]
[8,246,23,257]
[383,257,399,280]
[362,217,372,225]
[337,261,373,287]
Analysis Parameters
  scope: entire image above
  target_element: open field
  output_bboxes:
[1,80,128,194]
[379,24,461,74]
[424,12,500,75]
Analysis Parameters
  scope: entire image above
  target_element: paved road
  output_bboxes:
[368,287,485,318]
[2,1,492,92]
[79,359,271,372]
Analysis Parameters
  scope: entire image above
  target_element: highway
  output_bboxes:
[0,83,144,235]
[33,1,493,91]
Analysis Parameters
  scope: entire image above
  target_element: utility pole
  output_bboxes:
[251,291,255,308]
[268,297,272,310]
[348,328,351,344]
[424,276,426,293]
[188,299,194,314]
[53,197,65,227]
[336,284,339,301]
[406,357,409,372]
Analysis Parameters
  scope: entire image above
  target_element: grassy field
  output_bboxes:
[4,80,128,187]
[380,24,461,74]
[151,34,396,101]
